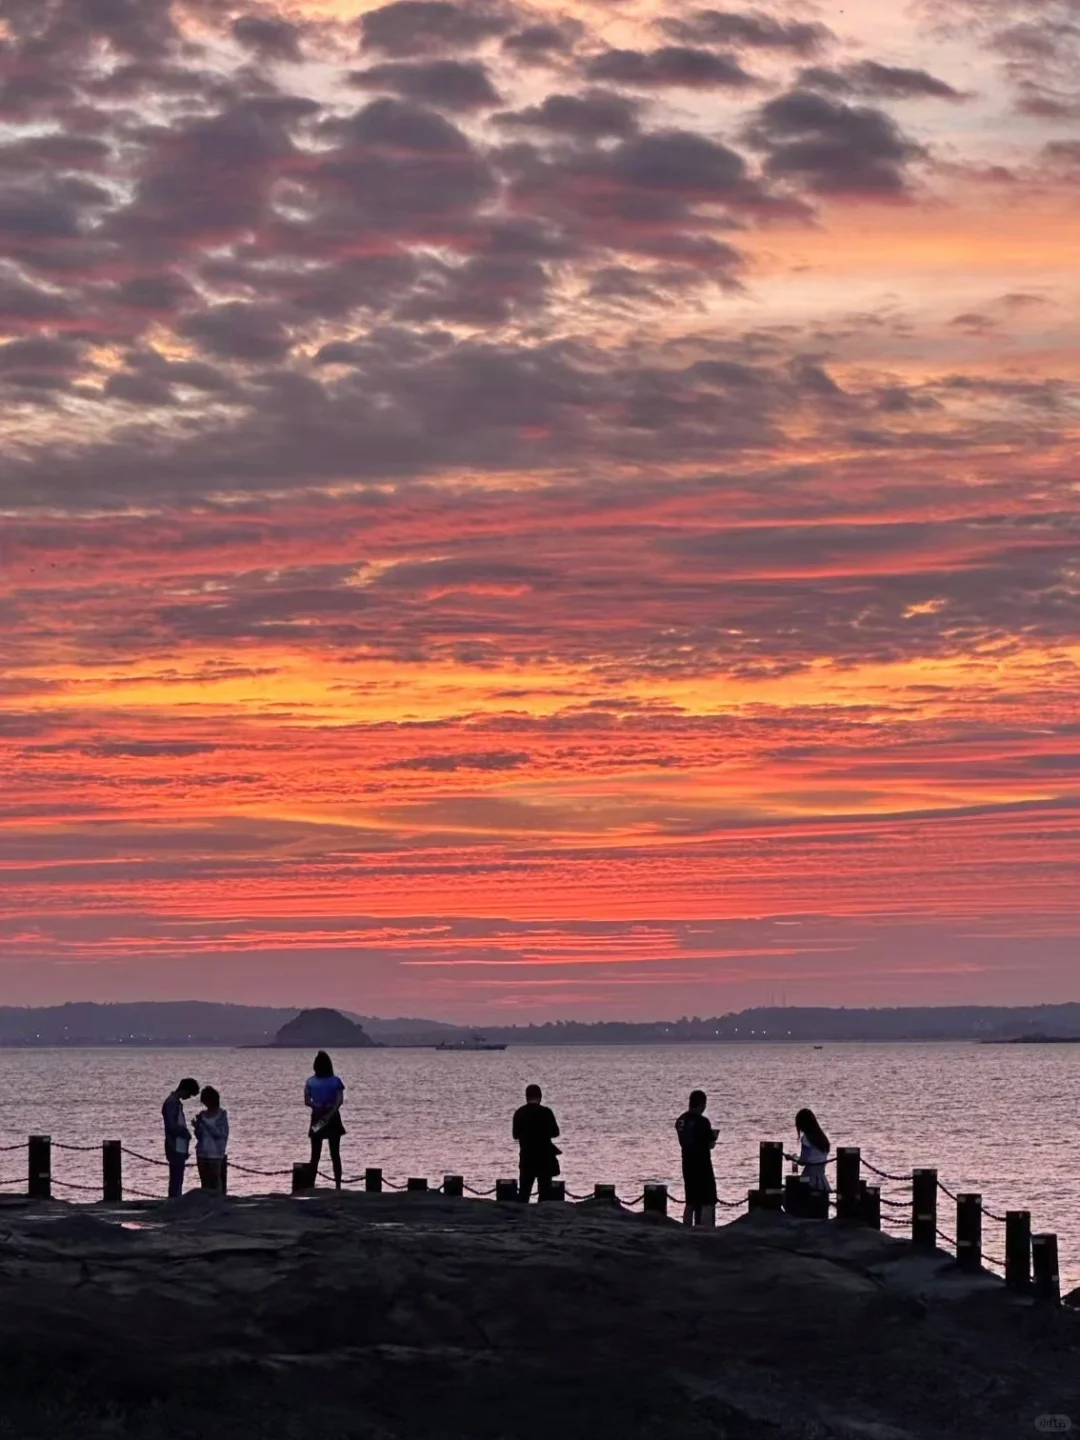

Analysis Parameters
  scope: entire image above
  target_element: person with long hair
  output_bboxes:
[305,1051,345,1189]
[790,1107,831,1214]
[194,1085,229,1193]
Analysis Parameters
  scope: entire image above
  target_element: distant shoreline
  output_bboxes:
[2,1036,1078,1051]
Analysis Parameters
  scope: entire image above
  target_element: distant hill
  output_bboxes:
[0,1001,297,1047]
[0,1000,1078,1047]
[272,1008,376,1049]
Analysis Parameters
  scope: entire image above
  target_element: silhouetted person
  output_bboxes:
[305,1050,345,1189]
[676,1089,717,1227]
[194,1085,229,1192]
[787,1107,831,1217]
[513,1084,560,1202]
[162,1077,199,1199]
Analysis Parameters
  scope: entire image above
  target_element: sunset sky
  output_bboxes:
[1,0,1078,1018]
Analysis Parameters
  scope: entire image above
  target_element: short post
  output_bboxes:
[1005,1210,1031,1292]
[442,1175,463,1198]
[783,1174,802,1215]
[747,1187,764,1211]
[28,1135,51,1201]
[495,1178,518,1202]
[544,1180,565,1202]
[364,1167,383,1193]
[102,1140,123,1203]
[406,1176,428,1192]
[835,1147,861,1222]
[861,1184,881,1231]
[912,1168,937,1249]
[956,1193,982,1272]
[643,1183,668,1217]
[758,1141,784,1212]
[291,1162,311,1194]
[593,1183,617,1203]
[1032,1234,1060,1304]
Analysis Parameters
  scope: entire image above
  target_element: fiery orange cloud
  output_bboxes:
[1,0,1078,1015]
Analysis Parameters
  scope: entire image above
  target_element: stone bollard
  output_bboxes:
[1032,1234,1060,1304]
[956,1194,982,1273]
[835,1147,862,1222]
[102,1140,123,1203]
[1005,1210,1031,1292]
[28,1136,51,1200]
[911,1168,937,1249]
[495,1178,518,1202]
[442,1175,464,1197]
[758,1141,784,1212]
[365,1168,383,1193]
[643,1183,668,1217]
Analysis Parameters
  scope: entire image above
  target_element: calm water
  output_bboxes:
[1,1042,1075,1288]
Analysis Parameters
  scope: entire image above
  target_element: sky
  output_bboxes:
[1,0,1078,1019]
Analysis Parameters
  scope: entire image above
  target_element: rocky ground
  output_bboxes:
[0,1190,1076,1440]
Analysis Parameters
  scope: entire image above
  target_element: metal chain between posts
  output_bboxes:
[121,1147,170,1168]
[0,1142,24,1153]
[936,1227,957,1249]
[0,1176,24,1188]
[879,1194,909,1209]
[52,1178,103,1193]
[464,1183,497,1196]
[861,1160,913,1183]
[51,1141,100,1153]
[937,1178,959,1202]
[225,1161,294,1177]
[981,1204,1009,1224]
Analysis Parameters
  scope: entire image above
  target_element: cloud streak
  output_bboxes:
[0,0,1078,1014]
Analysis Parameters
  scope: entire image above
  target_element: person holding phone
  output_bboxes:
[162,1077,199,1199]
[675,1089,717,1227]
[194,1086,229,1192]
[305,1050,346,1189]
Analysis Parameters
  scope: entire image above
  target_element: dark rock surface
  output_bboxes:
[0,1193,1076,1439]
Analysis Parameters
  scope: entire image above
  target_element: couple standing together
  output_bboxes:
[161,1080,229,1197]
[677,1090,831,1225]
[162,1051,345,1198]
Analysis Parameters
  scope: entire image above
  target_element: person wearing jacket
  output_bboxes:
[162,1077,200,1199]
[512,1084,561,1202]
[194,1086,229,1193]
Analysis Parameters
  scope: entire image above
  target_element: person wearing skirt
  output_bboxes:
[305,1050,346,1189]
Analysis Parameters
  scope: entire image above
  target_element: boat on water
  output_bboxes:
[435,1034,508,1052]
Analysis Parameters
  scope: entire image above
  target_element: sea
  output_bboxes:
[1,1041,1076,1290]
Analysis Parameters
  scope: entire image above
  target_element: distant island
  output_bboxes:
[270,1008,376,1049]
[980,1033,1080,1045]
[0,999,1078,1047]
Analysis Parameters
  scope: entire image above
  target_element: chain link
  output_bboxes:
[862,1160,913,1183]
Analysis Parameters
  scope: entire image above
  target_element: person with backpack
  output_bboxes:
[512,1084,560,1201]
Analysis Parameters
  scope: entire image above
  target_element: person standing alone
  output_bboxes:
[512,1084,560,1202]
[676,1089,718,1227]
[305,1050,346,1189]
[162,1077,199,1199]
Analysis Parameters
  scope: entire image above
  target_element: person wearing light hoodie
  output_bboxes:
[194,1085,229,1193]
